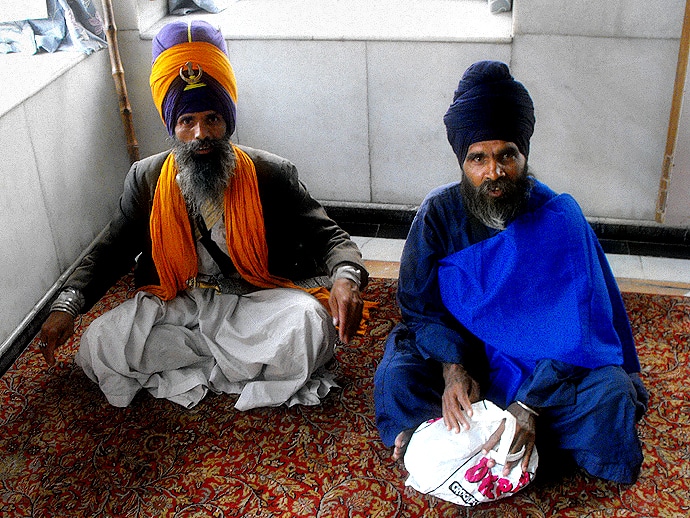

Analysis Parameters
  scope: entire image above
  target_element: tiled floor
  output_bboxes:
[352,236,690,297]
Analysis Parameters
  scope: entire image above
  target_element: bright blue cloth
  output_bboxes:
[437,193,640,407]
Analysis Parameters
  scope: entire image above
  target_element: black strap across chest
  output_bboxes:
[194,215,236,276]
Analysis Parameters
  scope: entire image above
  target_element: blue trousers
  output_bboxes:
[373,325,648,484]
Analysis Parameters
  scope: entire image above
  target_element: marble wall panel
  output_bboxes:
[664,78,690,227]
[0,107,60,342]
[228,39,371,202]
[23,50,131,270]
[512,34,678,221]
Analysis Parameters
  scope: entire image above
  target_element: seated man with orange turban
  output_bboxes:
[37,20,368,411]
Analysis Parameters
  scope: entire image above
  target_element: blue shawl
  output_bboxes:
[438,194,640,403]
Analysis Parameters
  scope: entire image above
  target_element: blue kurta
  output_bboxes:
[373,180,648,484]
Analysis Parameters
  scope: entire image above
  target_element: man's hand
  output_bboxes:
[37,311,75,367]
[481,401,537,475]
[442,363,481,432]
[328,278,364,343]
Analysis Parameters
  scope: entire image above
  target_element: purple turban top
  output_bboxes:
[151,20,236,137]
[443,61,535,164]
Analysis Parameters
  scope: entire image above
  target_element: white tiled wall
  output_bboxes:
[118,18,516,203]
[0,107,61,339]
[512,34,678,220]
[24,59,131,265]
[0,50,130,345]
[123,0,688,222]
[511,0,688,225]
[230,40,372,202]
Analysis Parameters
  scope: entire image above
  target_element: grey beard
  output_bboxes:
[172,136,236,216]
[461,166,534,230]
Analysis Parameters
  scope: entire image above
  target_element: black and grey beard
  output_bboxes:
[172,137,236,216]
[461,166,534,230]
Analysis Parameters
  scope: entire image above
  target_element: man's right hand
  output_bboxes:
[37,311,75,367]
[442,362,481,433]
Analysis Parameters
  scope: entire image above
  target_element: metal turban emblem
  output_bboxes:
[179,61,204,84]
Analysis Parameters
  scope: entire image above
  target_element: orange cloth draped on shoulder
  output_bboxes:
[142,146,332,306]
[150,41,237,125]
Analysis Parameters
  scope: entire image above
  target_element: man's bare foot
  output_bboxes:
[392,428,415,462]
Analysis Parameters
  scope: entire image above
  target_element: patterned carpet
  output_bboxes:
[1,275,689,517]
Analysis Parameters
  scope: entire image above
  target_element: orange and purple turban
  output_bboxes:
[443,61,535,164]
[150,20,237,137]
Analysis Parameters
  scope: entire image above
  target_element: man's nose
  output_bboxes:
[484,159,504,181]
[193,121,211,140]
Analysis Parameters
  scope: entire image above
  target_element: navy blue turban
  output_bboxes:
[443,61,535,164]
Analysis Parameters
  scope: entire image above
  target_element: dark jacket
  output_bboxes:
[66,146,368,311]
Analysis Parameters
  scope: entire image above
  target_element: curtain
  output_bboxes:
[0,0,106,54]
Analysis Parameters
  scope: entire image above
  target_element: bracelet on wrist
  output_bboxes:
[516,400,540,417]
[50,287,84,318]
[333,264,362,288]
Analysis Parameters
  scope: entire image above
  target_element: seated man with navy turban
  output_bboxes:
[374,61,648,484]
[37,20,368,411]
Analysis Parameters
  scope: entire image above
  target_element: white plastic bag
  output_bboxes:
[403,400,538,506]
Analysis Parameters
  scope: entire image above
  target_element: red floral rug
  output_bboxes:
[1,276,688,517]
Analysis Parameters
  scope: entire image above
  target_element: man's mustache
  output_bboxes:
[179,138,225,155]
[477,176,517,197]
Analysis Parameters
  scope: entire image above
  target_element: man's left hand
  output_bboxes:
[328,278,364,343]
[481,402,537,475]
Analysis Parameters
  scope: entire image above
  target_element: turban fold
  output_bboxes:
[443,61,535,164]
[150,20,237,136]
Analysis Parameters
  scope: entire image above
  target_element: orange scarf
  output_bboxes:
[142,146,332,309]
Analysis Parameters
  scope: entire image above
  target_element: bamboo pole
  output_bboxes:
[100,0,140,164]
[655,0,690,223]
